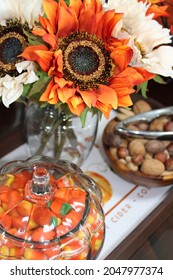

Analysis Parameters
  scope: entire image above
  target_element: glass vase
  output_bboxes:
[25,103,98,166]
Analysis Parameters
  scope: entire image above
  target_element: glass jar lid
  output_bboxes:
[0,156,103,254]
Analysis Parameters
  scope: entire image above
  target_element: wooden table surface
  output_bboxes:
[0,79,173,260]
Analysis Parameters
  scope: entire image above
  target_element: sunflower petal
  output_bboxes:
[147,4,169,19]
[43,0,58,33]
[78,89,97,107]
[79,0,103,33]
[95,101,112,119]
[111,46,133,73]
[69,0,83,17]
[54,77,73,88]
[32,25,47,37]
[58,88,76,103]
[39,78,54,101]
[96,10,123,39]
[117,95,133,108]
[96,85,117,109]
[68,96,85,116]
[34,50,54,72]
[20,45,48,61]
[43,34,57,49]
[39,79,59,104]
[57,7,78,37]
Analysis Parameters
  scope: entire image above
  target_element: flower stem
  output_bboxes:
[35,118,62,155]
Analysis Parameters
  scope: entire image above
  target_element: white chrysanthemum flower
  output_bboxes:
[0,61,39,107]
[0,0,43,107]
[0,0,43,27]
[104,0,173,78]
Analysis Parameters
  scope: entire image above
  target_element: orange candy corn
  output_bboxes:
[43,246,61,259]
[61,209,82,230]
[31,205,53,226]
[55,224,70,237]
[0,187,11,203]
[0,214,12,230]
[54,188,71,202]
[32,227,55,242]
[10,247,25,257]
[6,190,22,210]
[11,171,32,190]
[24,248,48,260]
[16,200,33,217]
[12,216,28,231]
[0,246,10,257]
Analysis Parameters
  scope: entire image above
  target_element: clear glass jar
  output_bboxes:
[25,103,98,166]
[0,156,105,260]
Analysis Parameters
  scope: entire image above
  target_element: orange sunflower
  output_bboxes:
[21,0,154,119]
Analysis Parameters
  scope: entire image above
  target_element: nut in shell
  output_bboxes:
[103,99,173,187]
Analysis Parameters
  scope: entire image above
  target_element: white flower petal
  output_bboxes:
[17,0,43,27]
[0,0,42,108]
[2,84,23,107]
[24,71,39,84]
[0,0,18,25]
[0,0,43,27]
[143,46,173,78]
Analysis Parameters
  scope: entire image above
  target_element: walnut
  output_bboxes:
[128,139,145,157]
[141,158,165,176]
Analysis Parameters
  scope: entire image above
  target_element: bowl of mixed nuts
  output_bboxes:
[102,99,173,187]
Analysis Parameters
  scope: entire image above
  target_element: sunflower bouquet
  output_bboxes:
[0,0,173,161]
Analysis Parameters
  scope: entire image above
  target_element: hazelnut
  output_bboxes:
[164,121,173,131]
[165,158,173,171]
[132,154,144,166]
[167,143,173,156]
[117,146,129,159]
[154,152,167,163]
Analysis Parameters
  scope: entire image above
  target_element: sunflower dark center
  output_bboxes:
[59,32,112,90]
[0,21,29,77]
[1,37,23,64]
[69,46,99,75]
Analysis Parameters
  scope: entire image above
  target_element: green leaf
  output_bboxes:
[153,75,167,84]
[50,216,58,227]
[27,73,51,99]
[60,203,72,216]
[80,107,89,128]
[23,29,44,45]
[55,0,70,4]
[47,200,53,208]
[16,97,27,105]
[22,83,33,97]
[140,81,148,98]
[64,0,70,5]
